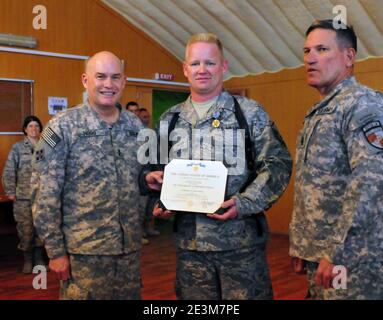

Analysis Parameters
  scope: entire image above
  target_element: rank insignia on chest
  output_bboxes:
[212,119,220,128]
[35,149,45,162]
[363,120,383,150]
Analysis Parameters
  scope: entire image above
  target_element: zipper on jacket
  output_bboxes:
[108,125,125,249]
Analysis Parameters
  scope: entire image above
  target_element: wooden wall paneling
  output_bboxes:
[135,87,153,126]
[0,0,186,192]
[87,0,185,81]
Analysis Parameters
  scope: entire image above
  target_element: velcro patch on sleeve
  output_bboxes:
[41,127,61,148]
[363,120,383,150]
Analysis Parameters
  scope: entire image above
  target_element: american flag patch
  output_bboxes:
[41,127,61,148]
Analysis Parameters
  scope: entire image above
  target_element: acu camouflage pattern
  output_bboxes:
[290,76,383,299]
[306,261,383,300]
[2,138,35,199]
[13,200,43,251]
[2,138,42,251]
[144,90,291,299]
[61,252,141,300]
[157,91,292,251]
[175,245,273,300]
[31,102,144,260]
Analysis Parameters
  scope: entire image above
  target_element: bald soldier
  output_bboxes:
[31,51,144,299]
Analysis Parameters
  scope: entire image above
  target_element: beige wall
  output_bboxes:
[225,57,383,234]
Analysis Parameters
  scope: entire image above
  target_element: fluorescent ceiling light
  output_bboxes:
[0,33,37,48]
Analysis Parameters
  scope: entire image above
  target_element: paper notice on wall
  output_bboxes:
[48,97,68,115]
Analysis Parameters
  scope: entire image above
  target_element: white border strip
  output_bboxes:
[0,46,88,60]
[0,132,24,135]
[0,77,34,83]
[126,77,189,87]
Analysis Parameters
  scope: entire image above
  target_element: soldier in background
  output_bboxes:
[142,33,292,299]
[138,107,160,238]
[138,108,151,128]
[290,20,383,299]
[31,51,144,299]
[126,101,140,116]
[2,115,47,273]
[126,103,158,244]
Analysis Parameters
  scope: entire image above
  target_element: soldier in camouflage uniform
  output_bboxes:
[289,20,383,299]
[31,51,144,299]
[2,116,46,273]
[141,33,292,300]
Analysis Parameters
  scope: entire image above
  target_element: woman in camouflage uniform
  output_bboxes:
[2,116,46,273]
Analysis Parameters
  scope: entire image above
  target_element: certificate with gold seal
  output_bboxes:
[160,159,228,214]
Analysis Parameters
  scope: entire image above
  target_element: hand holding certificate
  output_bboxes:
[160,159,228,214]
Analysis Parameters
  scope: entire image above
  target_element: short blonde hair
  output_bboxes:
[185,33,224,59]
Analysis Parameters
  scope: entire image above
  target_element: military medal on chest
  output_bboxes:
[212,111,221,128]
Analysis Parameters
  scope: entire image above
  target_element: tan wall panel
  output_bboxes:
[225,58,383,234]
[0,0,185,80]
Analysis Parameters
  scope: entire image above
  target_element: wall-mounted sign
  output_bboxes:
[154,73,175,81]
[48,96,67,115]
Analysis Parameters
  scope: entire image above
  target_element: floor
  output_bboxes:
[0,220,307,300]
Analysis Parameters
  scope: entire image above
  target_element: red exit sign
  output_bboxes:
[155,73,174,81]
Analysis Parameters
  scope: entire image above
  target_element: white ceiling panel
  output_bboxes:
[102,0,383,78]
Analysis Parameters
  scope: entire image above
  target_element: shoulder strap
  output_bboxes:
[167,112,180,155]
[233,96,255,171]
[166,100,255,170]
[168,112,180,140]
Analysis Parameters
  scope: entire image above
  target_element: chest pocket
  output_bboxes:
[119,130,139,162]
[210,122,244,162]
[20,151,33,166]
[71,132,110,174]
[303,117,342,173]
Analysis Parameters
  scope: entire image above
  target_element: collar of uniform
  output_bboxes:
[305,76,357,118]
[178,91,234,125]
[202,91,236,124]
[23,137,33,147]
[83,101,122,128]
[177,95,198,125]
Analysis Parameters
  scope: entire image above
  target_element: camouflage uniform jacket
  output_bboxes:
[143,91,292,251]
[290,76,383,266]
[31,102,144,259]
[2,137,35,200]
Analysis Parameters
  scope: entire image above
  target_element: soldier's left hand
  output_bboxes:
[146,171,163,191]
[207,198,237,221]
[315,258,335,289]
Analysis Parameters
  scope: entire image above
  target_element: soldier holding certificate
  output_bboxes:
[141,33,292,300]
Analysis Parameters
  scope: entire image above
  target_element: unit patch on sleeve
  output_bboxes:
[362,121,383,150]
[41,127,61,148]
